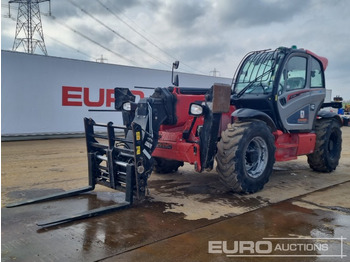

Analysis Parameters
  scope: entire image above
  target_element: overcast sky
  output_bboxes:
[2,0,350,100]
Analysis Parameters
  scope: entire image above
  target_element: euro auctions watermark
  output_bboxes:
[208,237,347,258]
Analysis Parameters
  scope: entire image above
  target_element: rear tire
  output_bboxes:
[307,118,342,172]
[216,120,275,193]
[153,157,184,174]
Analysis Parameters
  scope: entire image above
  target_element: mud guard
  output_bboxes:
[232,108,277,132]
[317,110,343,125]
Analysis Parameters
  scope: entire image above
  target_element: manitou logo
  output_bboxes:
[62,86,144,107]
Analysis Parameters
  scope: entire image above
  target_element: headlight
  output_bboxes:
[189,103,204,116]
[122,102,132,111]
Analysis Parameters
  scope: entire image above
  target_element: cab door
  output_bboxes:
[276,54,326,131]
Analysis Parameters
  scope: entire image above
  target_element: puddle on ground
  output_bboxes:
[148,174,269,220]
[149,192,268,220]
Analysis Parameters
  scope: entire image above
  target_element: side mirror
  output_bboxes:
[173,61,179,69]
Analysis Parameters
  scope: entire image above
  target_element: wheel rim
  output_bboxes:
[245,137,268,178]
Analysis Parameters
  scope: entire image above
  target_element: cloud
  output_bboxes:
[159,0,209,29]
[51,0,141,19]
[215,0,309,27]
[172,39,228,64]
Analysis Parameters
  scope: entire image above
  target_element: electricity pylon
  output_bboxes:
[8,0,51,55]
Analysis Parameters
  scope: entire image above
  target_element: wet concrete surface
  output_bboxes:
[104,184,350,262]
[1,127,350,261]
[2,183,349,262]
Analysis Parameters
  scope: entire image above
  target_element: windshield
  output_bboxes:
[233,49,284,95]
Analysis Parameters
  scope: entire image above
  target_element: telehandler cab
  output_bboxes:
[8,46,342,226]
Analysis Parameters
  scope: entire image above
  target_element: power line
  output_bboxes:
[4,1,207,74]
[46,17,133,64]
[68,0,171,69]
[103,2,157,42]
[57,20,139,66]
[96,0,177,61]
[98,0,206,74]
[45,33,95,60]
[1,1,141,66]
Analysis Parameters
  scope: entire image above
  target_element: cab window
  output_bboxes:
[279,56,307,94]
[310,57,324,88]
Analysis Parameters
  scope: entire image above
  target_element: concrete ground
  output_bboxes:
[1,127,350,261]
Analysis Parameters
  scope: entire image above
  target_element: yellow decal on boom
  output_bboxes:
[136,146,141,155]
[136,131,141,141]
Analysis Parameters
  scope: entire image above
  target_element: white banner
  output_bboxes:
[1,51,231,138]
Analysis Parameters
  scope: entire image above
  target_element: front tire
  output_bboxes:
[216,121,276,193]
[307,118,342,172]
